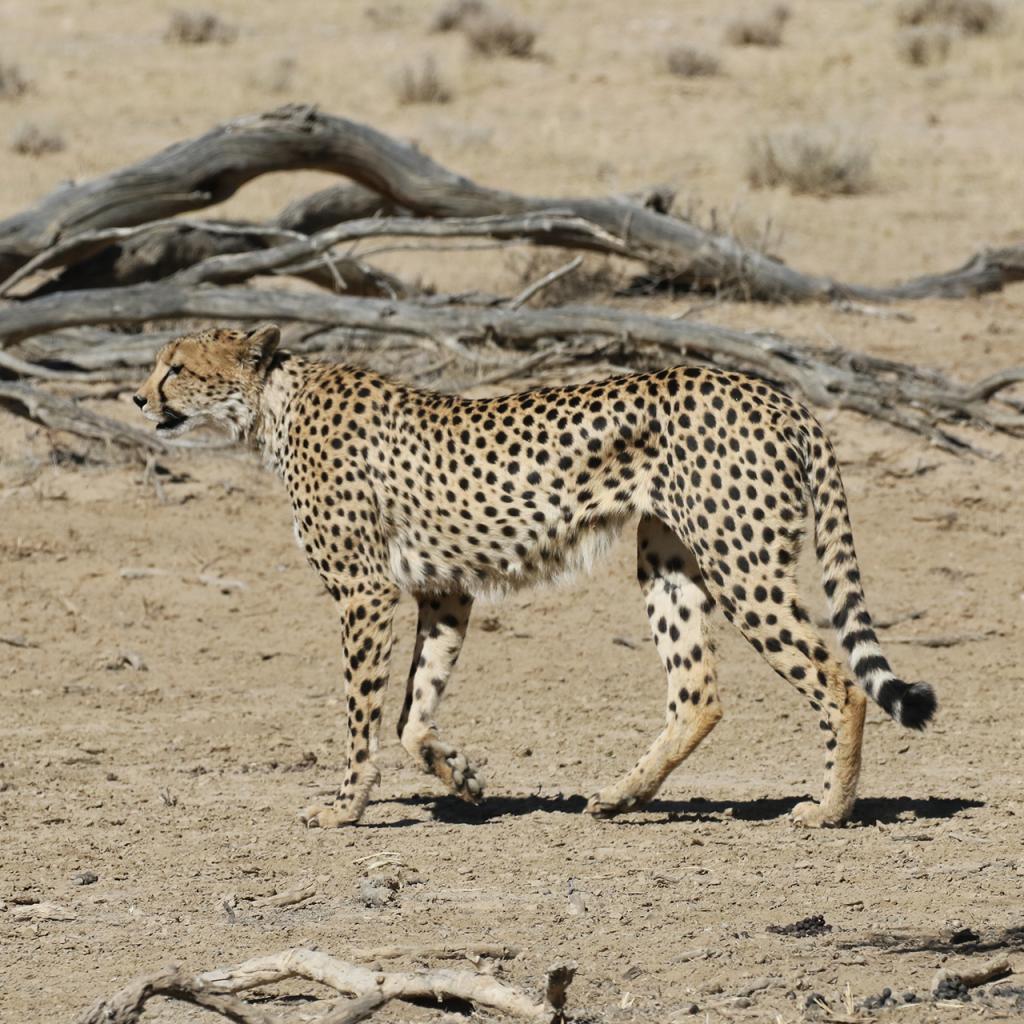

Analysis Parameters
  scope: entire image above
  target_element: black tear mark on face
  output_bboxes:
[155,364,187,430]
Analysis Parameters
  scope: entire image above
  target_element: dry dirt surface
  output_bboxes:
[2,1,1024,1022]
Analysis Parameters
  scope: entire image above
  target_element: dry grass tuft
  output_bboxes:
[746,126,873,196]
[393,56,452,105]
[896,0,1002,34]
[724,5,789,46]
[897,25,953,65]
[10,121,65,156]
[508,250,623,307]
[0,60,30,100]
[628,194,786,297]
[165,10,237,45]
[430,0,487,32]
[463,5,537,58]
[665,46,721,77]
[672,194,785,254]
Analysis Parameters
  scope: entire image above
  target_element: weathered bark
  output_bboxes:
[22,221,410,299]
[74,948,575,1024]
[2,284,1020,452]
[2,104,1021,301]
[168,212,627,288]
[0,380,176,452]
[276,182,406,233]
[15,328,182,369]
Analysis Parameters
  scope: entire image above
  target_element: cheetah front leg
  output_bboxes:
[301,579,400,829]
[397,592,484,803]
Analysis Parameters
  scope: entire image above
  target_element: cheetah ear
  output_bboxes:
[242,323,281,374]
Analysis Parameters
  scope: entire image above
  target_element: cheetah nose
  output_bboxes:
[132,394,146,409]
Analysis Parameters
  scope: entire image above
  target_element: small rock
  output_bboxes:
[767,914,831,937]
[567,879,587,916]
[676,947,710,963]
[72,871,98,886]
[734,977,778,998]
[10,901,77,921]
[102,650,148,672]
[358,873,401,909]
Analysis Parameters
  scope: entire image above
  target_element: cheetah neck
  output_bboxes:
[251,352,309,470]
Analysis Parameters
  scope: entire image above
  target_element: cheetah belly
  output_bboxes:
[387,510,631,597]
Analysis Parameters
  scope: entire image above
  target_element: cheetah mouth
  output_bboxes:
[155,410,188,433]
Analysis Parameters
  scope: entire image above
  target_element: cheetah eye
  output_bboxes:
[167,364,183,377]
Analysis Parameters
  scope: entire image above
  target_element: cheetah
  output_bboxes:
[134,324,936,828]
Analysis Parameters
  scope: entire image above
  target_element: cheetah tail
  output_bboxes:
[803,426,937,730]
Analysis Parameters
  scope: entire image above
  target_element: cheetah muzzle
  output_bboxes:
[135,324,937,829]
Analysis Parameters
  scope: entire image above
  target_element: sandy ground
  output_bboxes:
[2,1,1024,1021]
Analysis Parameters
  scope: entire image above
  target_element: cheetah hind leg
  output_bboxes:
[716,575,867,828]
[398,592,485,804]
[587,517,723,818]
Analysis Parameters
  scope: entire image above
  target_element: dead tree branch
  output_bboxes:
[0,380,196,452]
[276,182,406,233]
[169,212,625,288]
[1,104,1021,301]
[2,218,410,300]
[510,255,584,309]
[74,947,576,1024]
[1,285,1020,452]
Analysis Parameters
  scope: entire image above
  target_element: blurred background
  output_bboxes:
[3,0,1022,292]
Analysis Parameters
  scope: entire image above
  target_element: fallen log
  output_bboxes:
[1,104,1022,301]
[15,328,183,370]
[74,947,576,1024]
[0,380,181,452]
[1,284,1021,452]
[276,181,406,234]
[168,212,629,289]
[24,221,410,299]
[2,213,411,300]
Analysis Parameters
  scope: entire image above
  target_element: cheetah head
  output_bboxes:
[133,324,280,439]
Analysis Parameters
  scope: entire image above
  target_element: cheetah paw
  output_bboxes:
[299,802,361,829]
[423,742,485,803]
[446,750,485,803]
[585,790,639,819]
[790,800,845,829]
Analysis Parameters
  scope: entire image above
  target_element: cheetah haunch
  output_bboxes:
[135,324,936,828]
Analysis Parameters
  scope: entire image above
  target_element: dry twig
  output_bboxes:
[932,956,1012,995]
[74,947,576,1024]
[508,255,583,308]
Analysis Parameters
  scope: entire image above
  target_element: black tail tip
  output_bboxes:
[897,681,937,730]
